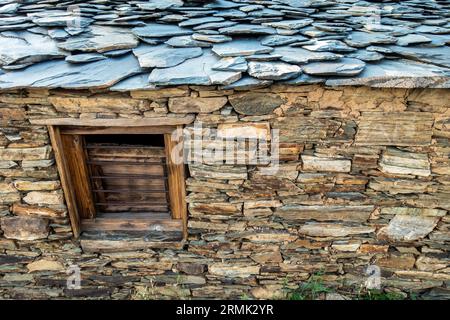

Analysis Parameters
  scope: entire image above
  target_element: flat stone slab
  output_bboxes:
[325,59,450,88]
[148,50,241,86]
[303,40,356,52]
[133,44,202,68]
[213,56,248,72]
[65,53,107,64]
[0,54,143,89]
[303,58,365,76]
[0,31,66,66]
[397,34,432,46]
[248,61,301,80]
[58,26,139,53]
[192,33,232,43]
[274,46,341,64]
[345,31,397,48]
[132,23,193,38]
[212,39,273,57]
[262,19,313,29]
[218,24,276,35]
[219,76,272,90]
[165,36,211,47]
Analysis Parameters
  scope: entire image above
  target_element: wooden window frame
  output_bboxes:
[48,125,187,240]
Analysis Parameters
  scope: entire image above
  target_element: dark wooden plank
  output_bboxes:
[60,126,176,135]
[61,134,96,219]
[47,126,81,238]
[31,116,194,127]
[164,127,187,239]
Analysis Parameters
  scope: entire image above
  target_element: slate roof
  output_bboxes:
[0,0,449,91]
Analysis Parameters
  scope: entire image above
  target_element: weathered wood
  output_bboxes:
[164,127,187,239]
[30,116,194,127]
[61,126,175,135]
[81,213,181,232]
[80,239,185,253]
[47,126,81,238]
[62,134,96,219]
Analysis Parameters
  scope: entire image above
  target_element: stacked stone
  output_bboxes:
[0,85,449,299]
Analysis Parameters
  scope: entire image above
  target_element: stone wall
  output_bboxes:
[0,85,449,299]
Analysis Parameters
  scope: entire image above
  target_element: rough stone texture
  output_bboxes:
[0,84,449,300]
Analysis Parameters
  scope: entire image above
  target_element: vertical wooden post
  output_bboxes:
[47,126,81,238]
[164,127,187,239]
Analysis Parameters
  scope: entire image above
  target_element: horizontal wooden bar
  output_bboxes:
[81,217,182,232]
[31,116,194,128]
[95,202,169,206]
[92,189,168,193]
[87,160,166,165]
[91,174,168,179]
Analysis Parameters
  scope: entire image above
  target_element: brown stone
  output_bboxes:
[229,92,285,115]
[176,263,206,275]
[299,223,375,237]
[217,122,271,141]
[275,205,373,222]
[376,254,416,270]
[189,202,242,215]
[0,146,52,161]
[168,97,227,113]
[23,191,64,205]
[1,216,49,240]
[209,263,260,278]
[377,215,439,241]
[13,180,60,191]
[301,155,351,173]
[48,95,150,114]
[11,203,65,218]
[27,259,64,272]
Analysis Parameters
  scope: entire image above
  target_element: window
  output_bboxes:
[48,126,187,241]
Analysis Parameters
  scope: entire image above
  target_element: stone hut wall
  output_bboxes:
[0,85,449,299]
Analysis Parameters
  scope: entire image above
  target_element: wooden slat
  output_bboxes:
[81,216,182,232]
[31,116,194,127]
[164,127,187,239]
[80,239,185,253]
[47,126,82,238]
[61,134,96,219]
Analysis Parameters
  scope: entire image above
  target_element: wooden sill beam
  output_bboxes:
[30,115,194,127]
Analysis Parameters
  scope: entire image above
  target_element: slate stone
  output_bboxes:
[136,0,183,10]
[205,0,242,9]
[261,34,308,46]
[192,33,231,43]
[219,76,272,91]
[415,25,449,35]
[212,39,273,57]
[213,9,247,19]
[0,54,143,89]
[193,21,237,31]
[32,14,93,28]
[0,3,19,14]
[397,34,432,46]
[389,45,450,69]
[65,53,107,64]
[248,61,301,80]
[133,44,202,68]
[110,74,155,91]
[213,57,248,72]
[58,26,139,53]
[0,17,30,26]
[165,36,211,48]
[0,31,66,66]
[228,92,285,115]
[283,73,325,85]
[47,29,69,40]
[348,50,384,62]
[303,58,365,76]
[218,24,276,35]
[148,50,240,86]
[325,59,450,88]
[132,23,193,38]
[246,54,282,61]
[345,31,397,48]
[179,17,224,27]
[303,40,356,52]
[274,46,341,64]
[262,19,313,29]
[103,49,132,57]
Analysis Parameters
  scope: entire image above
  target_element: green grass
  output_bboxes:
[357,289,406,300]
[287,272,332,300]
